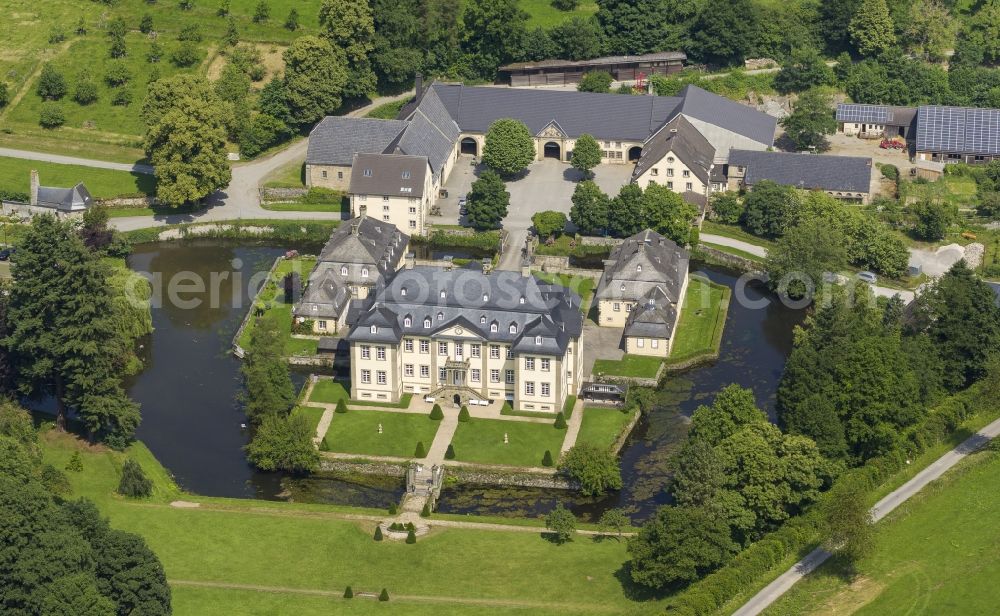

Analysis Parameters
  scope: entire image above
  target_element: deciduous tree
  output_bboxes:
[639,184,696,245]
[775,47,834,94]
[627,505,737,588]
[466,170,509,230]
[558,443,622,496]
[608,184,644,238]
[319,0,377,97]
[577,71,612,93]
[740,180,798,238]
[246,412,319,472]
[531,211,567,239]
[482,119,535,176]
[570,134,601,177]
[545,502,576,543]
[570,180,610,235]
[781,88,837,152]
[282,36,348,126]
[849,0,896,57]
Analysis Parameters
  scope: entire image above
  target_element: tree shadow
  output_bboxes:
[612,563,669,602]
[563,167,590,182]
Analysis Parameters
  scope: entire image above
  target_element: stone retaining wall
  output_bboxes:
[446,466,578,490]
[319,459,408,477]
[261,187,308,202]
[695,245,763,274]
[579,236,624,247]
[610,409,642,456]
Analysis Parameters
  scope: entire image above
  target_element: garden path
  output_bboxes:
[560,398,584,454]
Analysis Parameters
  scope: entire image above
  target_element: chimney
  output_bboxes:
[30,170,39,206]
[359,204,367,218]
[351,221,360,236]
[482,258,492,275]
[521,263,531,278]
[405,252,415,270]
[414,72,425,105]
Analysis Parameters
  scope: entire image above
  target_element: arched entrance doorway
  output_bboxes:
[543,141,562,160]
[460,137,478,156]
[453,393,461,405]
[628,146,642,162]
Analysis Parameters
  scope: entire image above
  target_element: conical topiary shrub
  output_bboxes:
[388,503,397,515]
[421,502,431,517]
[542,450,554,467]
[374,526,383,541]
[554,412,567,429]
[458,406,470,422]
[445,443,456,459]
[406,529,416,544]
[320,437,331,451]
[430,404,443,420]
[414,441,426,458]
[379,588,390,601]
[501,401,513,415]
[335,399,348,414]
[344,585,353,598]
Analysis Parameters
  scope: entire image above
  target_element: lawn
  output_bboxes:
[701,220,777,251]
[308,379,414,409]
[532,271,596,313]
[518,0,598,27]
[667,276,730,362]
[365,99,408,119]
[321,409,441,458]
[765,449,1000,616]
[292,405,325,436]
[40,429,659,615]
[900,175,978,209]
[237,256,319,357]
[0,155,155,198]
[592,354,663,379]
[261,158,306,189]
[0,0,324,160]
[449,417,566,467]
[700,241,765,263]
[576,406,637,452]
[260,201,344,212]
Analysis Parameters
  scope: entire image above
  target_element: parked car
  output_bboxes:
[856,271,878,285]
[458,195,468,215]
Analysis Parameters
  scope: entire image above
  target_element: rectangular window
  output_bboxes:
[525,381,535,395]
[358,194,367,201]
[409,220,417,228]
[613,303,620,312]
[651,168,659,176]
[361,369,371,383]
[404,364,414,377]
[490,369,500,383]
[383,215,390,221]
[438,342,448,356]
[666,168,674,177]
[686,182,693,191]
[652,339,659,349]
[541,358,550,372]
[376,346,386,361]
[471,344,481,358]
[376,370,386,385]
[337,171,343,179]
[471,368,481,382]
[383,196,390,202]
[506,370,515,384]
[404,339,414,352]
[525,357,535,371]
[455,343,463,358]
[439,368,447,382]
[383,205,390,212]
[637,338,645,348]
[682,169,690,178]
[409,207,416,214]
[567,370,572,381]
[506,347,513,359]
[667,181,673,189]
[541,382,550,397]
[420,365,429,378]
[317,320,327,330]
[626,304,632,312]
[490,345,500,359]
[420,340,429,354]
[360,345,370,359]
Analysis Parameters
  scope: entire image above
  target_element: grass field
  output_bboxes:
[308,379,414,409]
[576,406,636,451]
[0,0,325,160]
[40,429,660,615]
[519,0,599,27]
[322,409,441,458]
[260,201,344,212]
[765,449,1000,616]
[292,405,325,435]
[0,155,155,198]
[532,271,596,313]
[701,220,777,252]
[900,175,978,208]
[667,276,730,362]
[592,354,663,378]
[261,158,306,189]
[449,417,566,467]
[237,256,318,356]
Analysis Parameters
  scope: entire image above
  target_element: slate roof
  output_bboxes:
[306,117,408,165]
[348,153,429,198]
[347,265,583,355]
[916,105,1000,155]
[429,81,682,141]
[596,229,690,304]
[396,88,459,181]
[294,263,352,320]
[499,51,686,72]
[632,115,715,183]
[36,183,92,212]
[728,150,873,193]
[624,286,679,339]
[317,214,408,281]
[672,85,776,146]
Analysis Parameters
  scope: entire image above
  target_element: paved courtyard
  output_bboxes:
[581,322,626,379]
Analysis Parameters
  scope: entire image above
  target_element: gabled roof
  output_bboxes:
[916,105,1000,155]
[672,85,776,147]
[317,215,408,280]
[596,229,690,304]
[499,51,686,72]
[348,153,428,198]
[624,286,679,339]
[429,81,682,141]
[396,89,459,180]
[306,117,408,165]
[293,263,351,320]
[37,183,92,211]
[633,115,715,183]
[728,149,873,194]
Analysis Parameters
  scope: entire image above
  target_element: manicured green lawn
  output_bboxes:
[449,418,566,467]
[592,354,662,378]
[40,430,658,615]
[701,220,777,251]
[533,271,596,313]
[237,256,319,357]
[0,155,155,198]
[308,379,413,409]
[668,276,730,362]
[519,0,598,27]
[700,241,765,263]
[766,450,1000,616]
[261,158,306,189]
[322,409,441,458]
[260,201,343,212]
[292,405,325,436]
[576,407,637,452]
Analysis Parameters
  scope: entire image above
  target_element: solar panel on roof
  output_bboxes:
[915,106,1000,154]
[836,104,890,124]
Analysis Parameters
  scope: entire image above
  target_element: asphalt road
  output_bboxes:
[731,414,1000,616]
[0,147,154,175]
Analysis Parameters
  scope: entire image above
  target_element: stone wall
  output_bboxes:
[261,187,309,203]
[579,236,624,247]
[694,245,763,274]
[319,458,408,477]
[446,466,578,490]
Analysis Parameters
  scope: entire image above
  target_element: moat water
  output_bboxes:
[115,241,804,519]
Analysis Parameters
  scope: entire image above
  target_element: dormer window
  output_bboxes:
[490,322,498,333]
[370,325,377,334]
[483,294,489,302]
[402,171,411,179]
[509,323,517,334]
[423,318,431,328]
[401,287,407,296]
[480,315,487,324]
[361,268,369,278]
[341,265,348,275]
[440,290,446,299]
[363,168,373,177]
[620,283,626,291]
[437,312,443,321]
[519,297,525,304]
[404,316,411,327]
[535,336,542,345]
[636,265,642,272]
